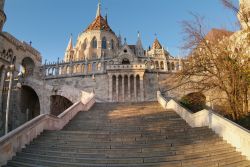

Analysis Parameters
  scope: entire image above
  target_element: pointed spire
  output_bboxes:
[105,8,108,23]
[96,0,101,18]
[66,34,73,51]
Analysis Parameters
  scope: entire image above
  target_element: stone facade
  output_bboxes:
[43,1,184,103]
[1,0,248,136]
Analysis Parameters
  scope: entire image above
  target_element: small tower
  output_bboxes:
[136,31,144,57]
[238,0,250,29]
[0,0,6,32]
[64,35,74,62]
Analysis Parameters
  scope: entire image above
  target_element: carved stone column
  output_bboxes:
[108,74,112,102]
[128,74,131,100]
[140,74,144,102]
[122,74,125,102]
[134,74,137,102]
[116,75,119,102]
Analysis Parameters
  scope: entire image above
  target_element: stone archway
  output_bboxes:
[21,57,35,77]
[50,95,73,116]
[20,85,40,121]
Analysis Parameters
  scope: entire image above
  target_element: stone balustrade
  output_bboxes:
[107,64,146,70]
[157,91,250,160]
[0,92,95,166]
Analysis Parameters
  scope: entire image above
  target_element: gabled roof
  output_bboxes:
[152,38,162,49]
[85,15,114,34]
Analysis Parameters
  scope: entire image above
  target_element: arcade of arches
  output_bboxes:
[108,73,144,102]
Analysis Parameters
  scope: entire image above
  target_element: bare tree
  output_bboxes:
[174,1,250,120]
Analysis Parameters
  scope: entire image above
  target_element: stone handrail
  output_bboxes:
[0,92,95,166]
[157,91,250,160]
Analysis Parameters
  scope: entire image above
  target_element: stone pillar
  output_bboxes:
[164,61,168,72]
[116,75,119,102]
[140,74,144,102]
[108,74,112,102]
[128,74,131,100]
[134,74,137,102]
[122,75,125,102]
[0,68,6,110]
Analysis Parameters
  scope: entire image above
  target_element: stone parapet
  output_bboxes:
[0,92,95,166]
[157,91,250,160]
[107,64,146,70]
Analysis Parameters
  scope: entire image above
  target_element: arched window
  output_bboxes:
[102,37,107,49]
[92,37,97,49]
[111,39,114,49]
[122,58,130,65]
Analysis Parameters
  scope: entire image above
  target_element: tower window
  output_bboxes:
[102,37,107,49]
[111,39,114,49]
[122,58,130,64]
[92,37,97,49]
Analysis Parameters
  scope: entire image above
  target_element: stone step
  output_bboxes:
[12,150,243,166]
[26,139,229,154]
[22,143,235,159]
[5,102,250,166]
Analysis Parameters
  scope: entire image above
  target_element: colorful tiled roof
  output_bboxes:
[152,38,162,49]
[85,15,114,34]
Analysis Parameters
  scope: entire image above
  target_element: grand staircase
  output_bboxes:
[3,102,250,167]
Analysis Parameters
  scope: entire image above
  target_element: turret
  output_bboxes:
[64,35,74,62]
[136,31,144,57]
[0,0,6,32]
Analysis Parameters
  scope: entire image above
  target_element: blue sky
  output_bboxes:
[3,0,239,63]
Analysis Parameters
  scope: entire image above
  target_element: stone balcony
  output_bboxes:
[107,64,146,71]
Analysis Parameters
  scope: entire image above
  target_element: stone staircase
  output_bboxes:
[3,102,250,167]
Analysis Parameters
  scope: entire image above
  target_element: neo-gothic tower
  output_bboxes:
[0,0,6,32]
[238,0,250,29]
[64,1,119,62]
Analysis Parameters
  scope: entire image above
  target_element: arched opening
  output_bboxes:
[112,75,116,101]
[110,39,114,49]
[124,75,128,101]
[136,75,140,101]
[130,75,134,100]
[20,86,40,121]
[102,37,107,49]
[118,75,122,101]
[171,62,175,71]
[50,95,73,116]
[122,58,130,65]
[155,61,159,70]
[160,61,164,70]
[92,37,97,49]
[167,61,170,71]
[21,57,35,77]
